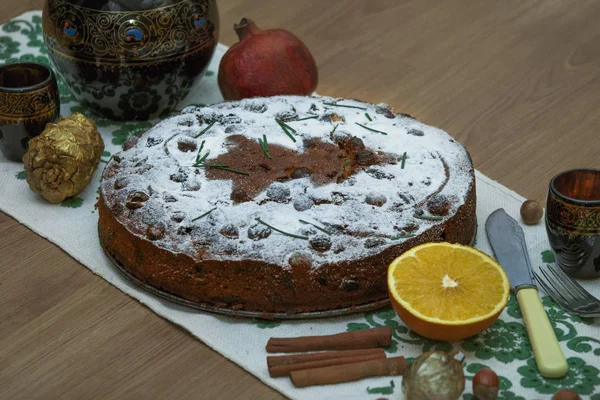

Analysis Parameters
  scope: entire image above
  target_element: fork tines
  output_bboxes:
[533,264,600,318]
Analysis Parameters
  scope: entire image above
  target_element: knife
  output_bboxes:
[485,208,568,378]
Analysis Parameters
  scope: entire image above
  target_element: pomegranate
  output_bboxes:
[218,18,318,100]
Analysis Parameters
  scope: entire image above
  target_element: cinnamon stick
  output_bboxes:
[267,348,385,368]
[268,351,386,377]
[290,356,407,388]
[266,327,392,353]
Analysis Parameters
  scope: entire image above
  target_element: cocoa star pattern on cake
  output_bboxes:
[98,95,476,316]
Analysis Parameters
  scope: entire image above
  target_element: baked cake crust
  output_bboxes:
[98,95,476,316]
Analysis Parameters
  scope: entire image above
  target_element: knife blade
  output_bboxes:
[485,208,568,378]
[485,208,536,290]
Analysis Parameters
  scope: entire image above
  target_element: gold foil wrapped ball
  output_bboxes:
[402,351,465,400]
[22,113,104,204]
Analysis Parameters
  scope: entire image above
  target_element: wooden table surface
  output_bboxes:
[2,1,599,399]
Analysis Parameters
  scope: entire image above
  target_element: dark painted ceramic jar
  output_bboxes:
[0,62,60,162]
[42,0,218,121]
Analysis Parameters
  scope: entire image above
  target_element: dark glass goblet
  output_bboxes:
[546,168,600,279]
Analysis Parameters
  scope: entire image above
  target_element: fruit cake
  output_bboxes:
[98,95,476,316]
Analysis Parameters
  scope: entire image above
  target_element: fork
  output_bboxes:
[532,263,600,318]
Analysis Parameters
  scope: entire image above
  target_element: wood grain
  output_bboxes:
[1,1,599,399]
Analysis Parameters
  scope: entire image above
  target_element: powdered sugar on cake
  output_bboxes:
[100,96,474,268]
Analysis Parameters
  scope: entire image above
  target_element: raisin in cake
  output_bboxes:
[98,95,476,316]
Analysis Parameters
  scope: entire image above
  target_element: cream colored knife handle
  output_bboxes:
[517,287,568,378]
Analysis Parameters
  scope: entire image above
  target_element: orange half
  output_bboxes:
[387,242,510,341]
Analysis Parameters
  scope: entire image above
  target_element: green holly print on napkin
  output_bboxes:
[518,357,600,395]
[0,36,20,58]
[60,197,84,208]
[461,319,531,363]
[15,170,27,180]
[367,380,395,395]
[2,16,45,52]
[100,151,111,164]
[541,249,555,263]
[567,336,600,356]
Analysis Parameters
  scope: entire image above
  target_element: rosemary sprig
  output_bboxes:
[194,140,212,165]
[258,134,271,159]
[299,219,331,235]
[355,122,388,135]
[295,116,319,121]
[278,119,297,133]
[413,214,444,221]
[276,119,297,142]
[193,120,216,138]
[195,140,205,162]
[323,102,367,110]
[255,218,309,240]
[391,234,416,240]
[199,164,250,176]
[214,166,250,175]
[197,150,210,165]
[365,113,372,121]
[401,151,407,169]
[192,207,217,221]
[331,124,339,134]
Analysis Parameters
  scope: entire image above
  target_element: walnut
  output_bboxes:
[365,193,387,207]
[407,129,424,136]
[125,191,150,210]
[171,211,186,223]
[170,168,188,183]
[293,196,313,211]
[309,235,332,252]
[113,177,130,190]
[356,149,377,166]
[266,183,291,203]
[248,223,271,240]
[364,237,386,248]
[291,167,311,179]
[146,136,162,147]
[177,138,197,152]
[219,224,239,238]
[123,136,139,151]
[146,223,166,241]
[427,194,453,216]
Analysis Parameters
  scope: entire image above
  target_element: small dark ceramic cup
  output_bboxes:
[0,62,60,162]
[546,168,600,279]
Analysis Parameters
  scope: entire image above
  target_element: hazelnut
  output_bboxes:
[472,368,499,400]
[520,199,543,225]
[552,389,581,400]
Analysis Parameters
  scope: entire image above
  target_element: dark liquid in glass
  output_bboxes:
[546,169,600,279]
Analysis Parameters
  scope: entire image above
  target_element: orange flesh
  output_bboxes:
[389,243,509,325]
